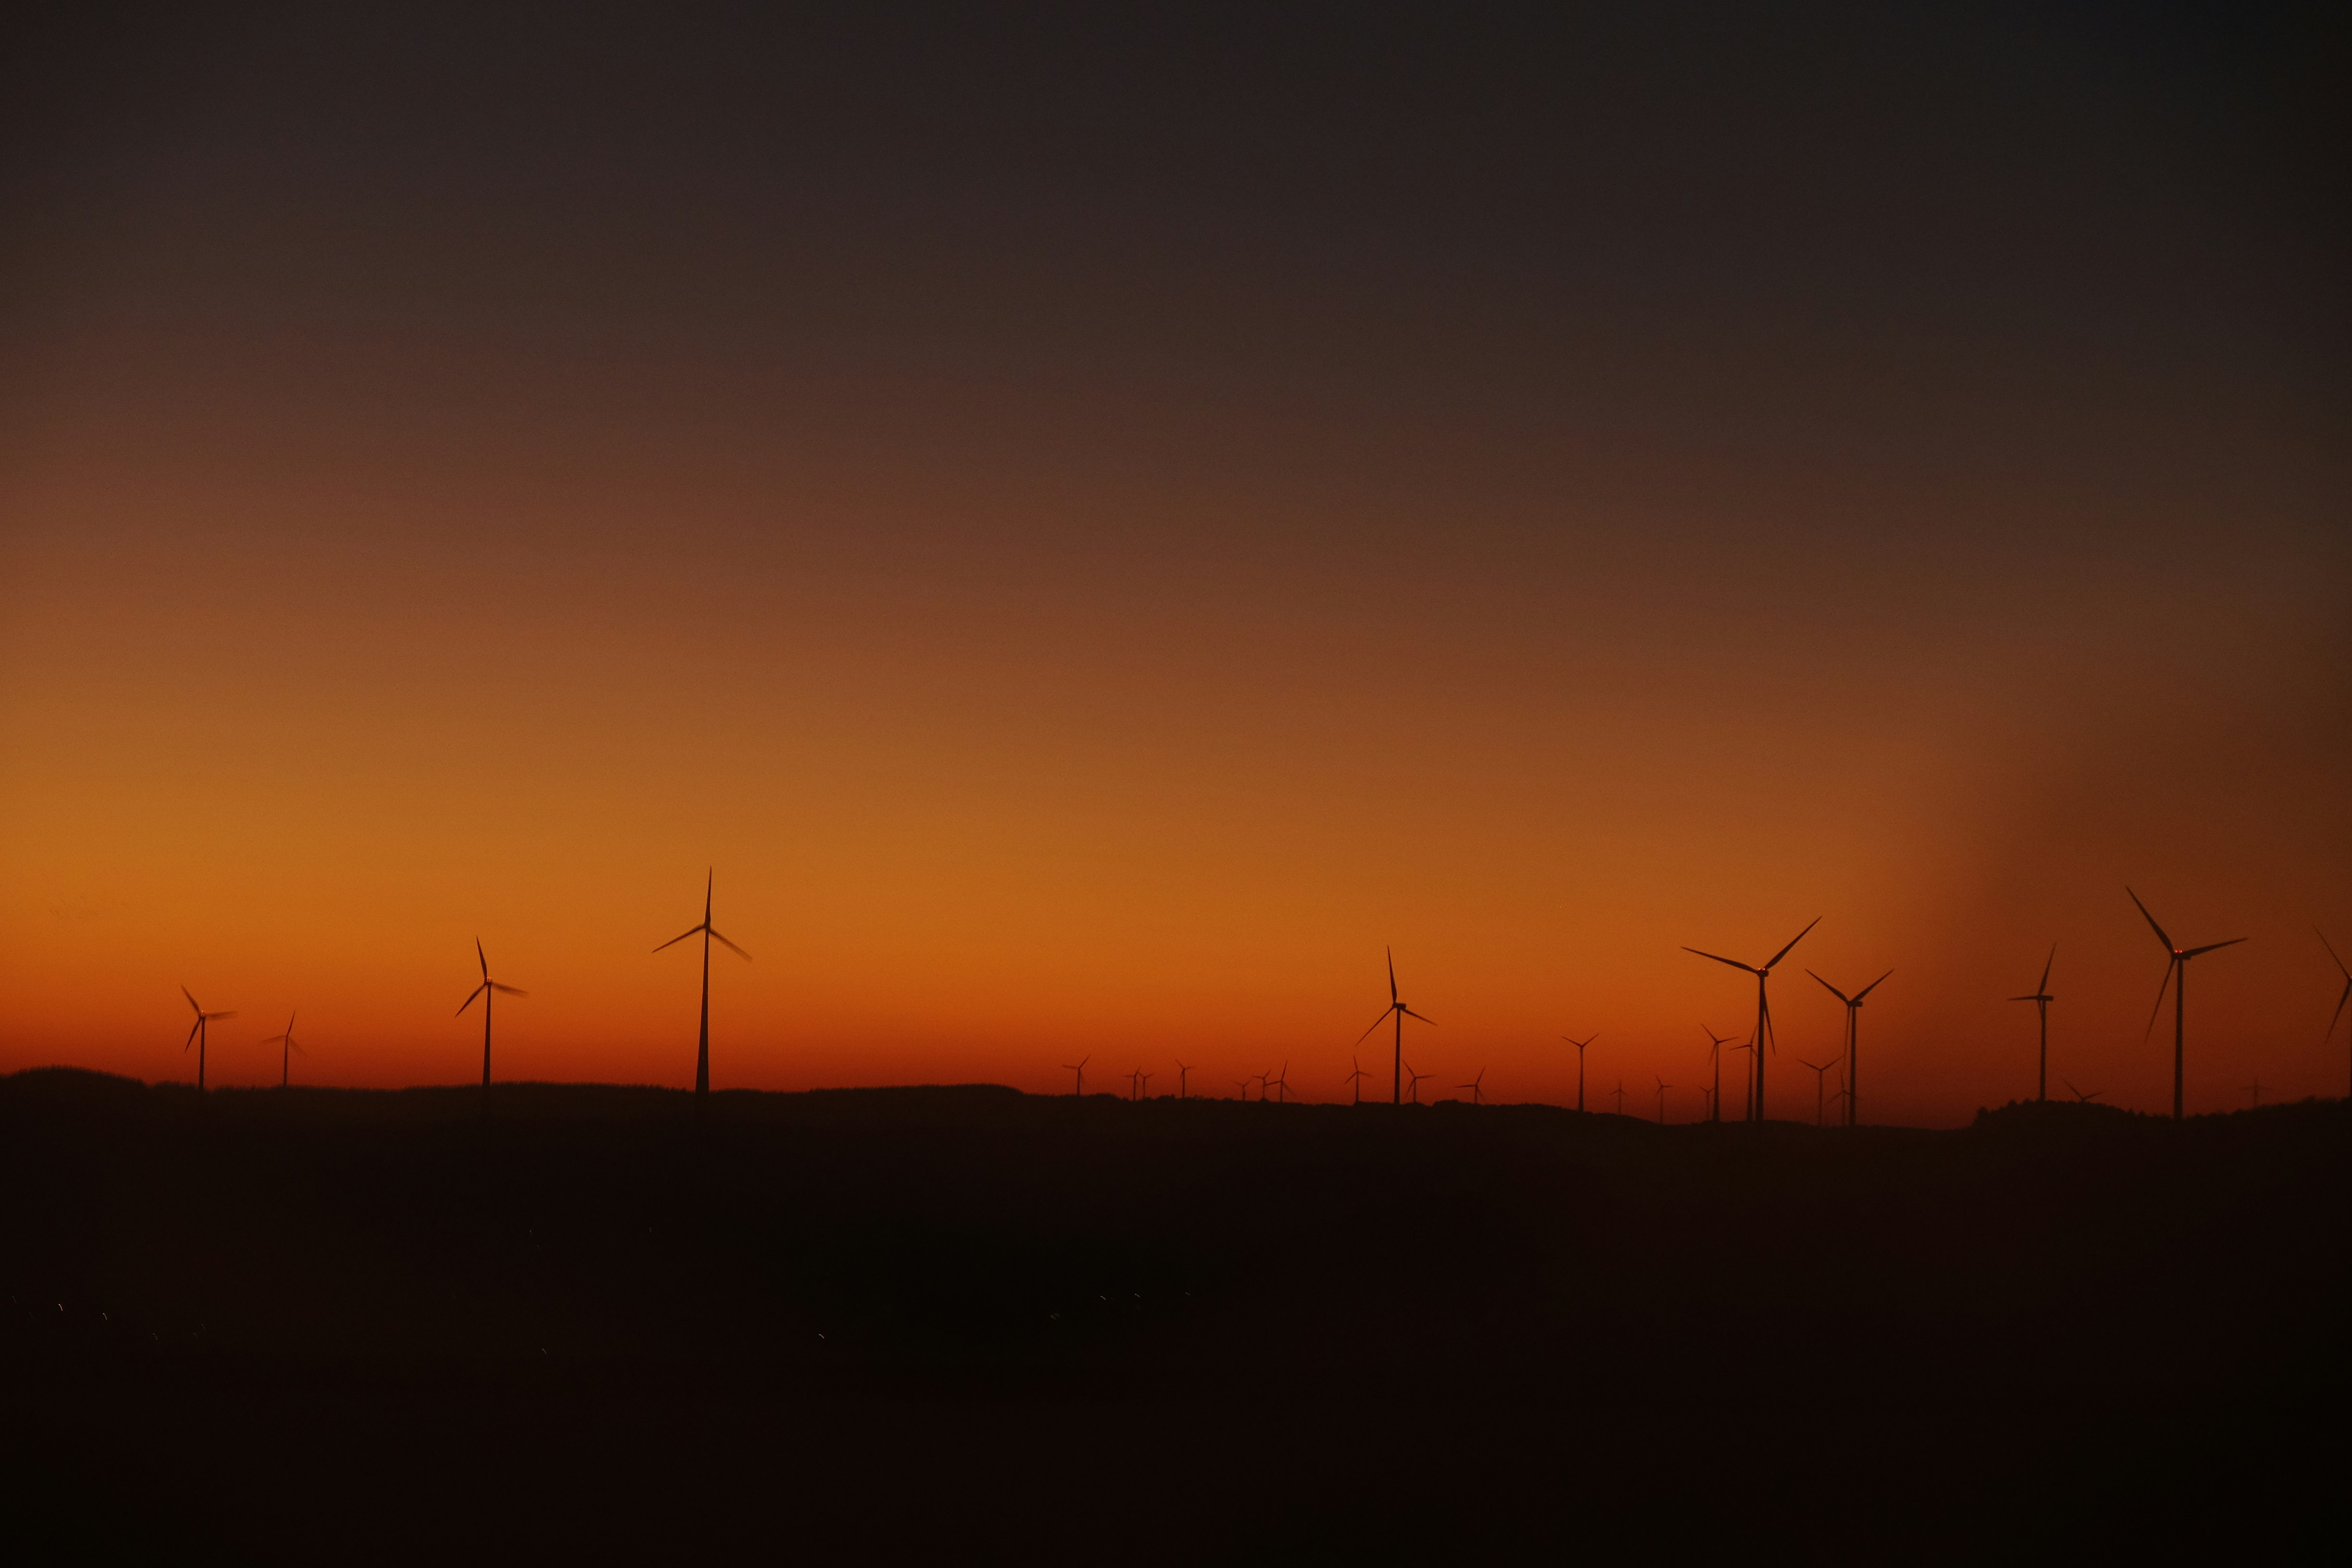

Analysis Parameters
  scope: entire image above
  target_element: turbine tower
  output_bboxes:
[457,939,528,1090]
[2009,946,2056,1103]
[1066,1055,1090,1096]
[1355,948,1434,1106]
[1806,968,1890,1129]
[2128,887,2245,1120]
[1343,1057,1370,1105]
[180,987,235,1091]
[1562,1033,1597,1113]
[2318,931,2351,1099]
[258,1012,306,1089]
[1684,918,1819,1122]
[1796,1057,1836,1127]
[654,870,751,1117]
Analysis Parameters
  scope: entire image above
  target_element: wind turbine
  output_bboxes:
[1685,919,1820,1122]
[654,871,751,1116]
[1806,968,1891,1129]
[1700,1027,1739,1124]
[1066,1055,1090,1096]
[457,939,528,1090]
[1610,1079,1627,1116]
[1176,1061,1192,1099]
[1562,1033,1597,1113]
[1343,1057,1370,1105]
[2010,946,2057,1103]
[1127,1068,1145,1101]
[2128,887,2246,1120]
[1796,1057,1836,1127]
[2063,1079,2103,1104]
[2318,931,2351,1098]
[1653,1076,1671,1124]
[258,1012,306,1089]
[1404,1063,1432,1104]
[180,987,235,1091]
[2242,1078,2264,1108]
[1269,1063,1294,1104]
[1232,1077,1252,1101]
[1458,1068,1486,1106]
[1355,948,1434,1106]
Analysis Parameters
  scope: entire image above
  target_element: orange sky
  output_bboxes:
[4,10,2346,1121]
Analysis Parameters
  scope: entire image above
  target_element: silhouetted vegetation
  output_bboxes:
[6,1070,2344,1558]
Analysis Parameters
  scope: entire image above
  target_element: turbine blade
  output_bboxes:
[1683,947,1760,974]
[184,1018,200,1049]
[1387,946,1397,1005]
[2320,929,2352,980]
[653,924,703,953]
[477,937,488,980]
[2326,982,2352,1046]
[2142,958,2177,1038]
[490,982,529,996]
[181,985,201,1015]
[1353,1010,1395,1046]
[1764,917,1822,971]
[1806,969,1851,1005]
[709,929,752,961]
[2181,938,2246,960]
[2125,887,2173,953]
[457,982,488,1017]
[2038,943,2055,993]
[1401,1008,1435,1025]
[1853,969,1894,1001]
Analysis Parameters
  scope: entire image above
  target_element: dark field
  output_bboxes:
[6,1069,2346,1560]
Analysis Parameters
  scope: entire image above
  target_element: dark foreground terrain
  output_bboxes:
[6,1069,2347,1560]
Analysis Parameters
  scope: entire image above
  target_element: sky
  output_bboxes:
[4,3,2347,1121]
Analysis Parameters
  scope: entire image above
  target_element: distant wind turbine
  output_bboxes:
[1356,948,1434,1106]
[1610,1079,1627,1116]
[457,939,528,1091]
[2009,946,2057,1103]
[1066,1055,1090,1096]
[2318,931,2351,1099]
[1458,1068,1486,1106]
[180,987,235,1091]
[2063,1079,2103,1104]
[1685,919,1820,1122]
[654,870,751,1116]
[258,1012,306,1089]
[2128,887,2246,1120]
[1806,968,1891,1129]
[1404,1063,1432,1104]
[1232,1076,1252,1101]
[1176,1061,1192,1099]
[1269,1063,1294,1104]
[2243,1078,2263,1109]
[1343,1057,1370,1105]
[1653,1076,1671,1124]
[1796,1057,1836,1127]
[1700,1027,1738,1124]
[1562,1033,1597,1113]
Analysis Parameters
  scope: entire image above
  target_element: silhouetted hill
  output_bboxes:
[5,1071,2345,1560]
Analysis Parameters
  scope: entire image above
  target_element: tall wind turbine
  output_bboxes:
[654,870,751,1116]
[1458,1068,1486,1106]
[1806,968,1891,1129]
[1796,1057,1836,1127]
[1176,1061,1193,1100]
[1653,1076,1671,1124]
[1700,1027,1739,1124]
[2128,887,2246,1120]
[1610,1079,1627,1116]
[1404,1063,1432,1104]
[1562,1033,1597,1113]
[1066,1055,1090,1096]
[258,1012,306,1089]
[1343,1057,1370,1105]
[181,987,234,1091]
[2009,946,2057,1103]
[1269,1063,1294,1104]
[1356,948,1434,1106]
[458,939,528,1090]
[1685,919,1819,1122]
[2318,931,2351,1099]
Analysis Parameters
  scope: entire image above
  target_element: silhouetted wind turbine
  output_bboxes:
[2243,1078,2263,1108]
[1343,1057,1370,1105]
[258,1012,306,1089]
[1176,1061,1192,1099]
[1653,1076,1671,1124]
[2063,1079,2103,1104]
[1807,968,1891,1129]
[1355,948,1434,1106]
[1269,1063,1294,1104]
[2009,945,2057,1103]
[2128,887,2245,1120]
[1066,1055,1090,1096]
[181,987,234,1091]
[654,870,750,1117]
[1685,919,1819,1122]
[1404,1063,1432,1104]
[1562,1033,1597,1113]
[1232,1076,1252,1101]
[2318,931,2352,1098]
[1700,1027,1738,1124]
[1610,1079,1627,1116]
[1797,1057,1836,1127]
[1459,1068,1486,1106]
[457,939,528,1091]
[1127,1068,1146,1101]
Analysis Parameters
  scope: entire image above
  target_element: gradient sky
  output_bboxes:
[4,4,2347,1121]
